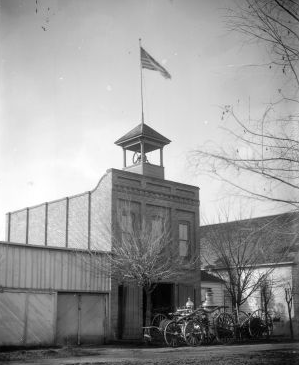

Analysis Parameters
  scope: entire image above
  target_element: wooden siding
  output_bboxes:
[0,290,55,346]
[122,285,143,340]
[56,293,107,345]
[201,282,225,307]
[0,242,110,292]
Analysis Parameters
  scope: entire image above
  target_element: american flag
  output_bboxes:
[140,47,171,79]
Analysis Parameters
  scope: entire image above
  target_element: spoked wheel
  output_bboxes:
[164,320,183,347]
[143,326,163,345]
[249,309,273,339]
[183,319,204,346]
[236,311,250,340]
[151,313,167,328]
[214,312,235,344]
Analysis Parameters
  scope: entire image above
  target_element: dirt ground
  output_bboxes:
[0,341,298,365]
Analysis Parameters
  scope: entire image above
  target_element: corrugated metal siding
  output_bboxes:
[0,243,110,292]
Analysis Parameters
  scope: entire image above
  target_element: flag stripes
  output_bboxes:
[140,47,171,79]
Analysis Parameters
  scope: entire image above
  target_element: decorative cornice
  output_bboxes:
[113,184,199,207]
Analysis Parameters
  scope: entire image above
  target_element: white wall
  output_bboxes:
[241,265,294,336]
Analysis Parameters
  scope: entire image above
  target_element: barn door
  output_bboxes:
[80,294,106,344]
[56,293,107,345]
[121,285,142,340]
[0,291,55,347]
[56,294,78,345]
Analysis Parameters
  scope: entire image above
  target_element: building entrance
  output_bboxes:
[143,283,174,325]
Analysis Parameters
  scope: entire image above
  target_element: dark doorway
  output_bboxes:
[143,283,174,325]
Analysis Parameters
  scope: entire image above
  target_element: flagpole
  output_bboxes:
[139,38,145,126]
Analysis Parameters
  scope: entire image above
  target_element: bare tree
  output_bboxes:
[85,202,199,327]
[227,0,299,85]
[200,210,295,317]
[260,277,274,316]
[284,282,294,339]
[191,0,299,209]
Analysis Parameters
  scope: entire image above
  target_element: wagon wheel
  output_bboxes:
[183,319,204,346]
[152,313,167,328]
[214,312,235,344]
[237,310,250,323]
[237,311,250,340]
[249,309,273,339]
[265,313,274,337]
[143,326,164,345]
[199,314,213,344]
[164,320,183,347]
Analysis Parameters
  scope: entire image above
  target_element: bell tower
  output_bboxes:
[115,122,171,179]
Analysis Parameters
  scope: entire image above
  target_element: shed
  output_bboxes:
[0,241,110,347]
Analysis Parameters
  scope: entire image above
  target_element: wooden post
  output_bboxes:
[45,203,48,246]
[7,212,11,242]
[65,197,69,248]
[23,292,29,345]
[160,147,163,167]
[88,191,91,250]
[175,284,179,308]
[78,294,82,345]
[25,208,29,245]
[123,148,127,168]
[140,141,145,173]
[118,285,124,339]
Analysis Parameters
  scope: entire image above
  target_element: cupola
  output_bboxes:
[115,122,171,179]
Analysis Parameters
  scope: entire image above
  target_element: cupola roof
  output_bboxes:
[115,122,171,153]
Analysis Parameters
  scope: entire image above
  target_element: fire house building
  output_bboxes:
[0,123,200,346]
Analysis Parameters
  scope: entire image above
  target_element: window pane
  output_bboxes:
[152,219,162,238]
[179,240,188,257]
[129,212,135,230]
[121,212,135,233]
[179,223,188,240]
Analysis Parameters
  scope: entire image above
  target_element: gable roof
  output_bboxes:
[201,270,225,283]
[200,212,299,268]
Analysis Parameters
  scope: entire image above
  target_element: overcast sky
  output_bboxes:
[0,0,287,239]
